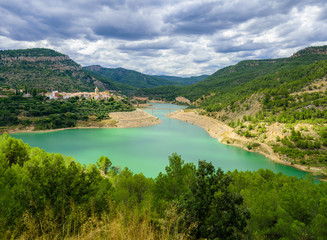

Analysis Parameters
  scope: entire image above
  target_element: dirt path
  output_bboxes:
[167,109,323,176]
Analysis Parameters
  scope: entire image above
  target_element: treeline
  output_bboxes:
[1,134,327,239]
[0,95,134,130]
[0,48,65,57]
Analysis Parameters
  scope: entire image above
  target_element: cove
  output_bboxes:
[11,103,310,179]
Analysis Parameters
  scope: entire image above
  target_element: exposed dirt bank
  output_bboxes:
[3,109,161,134]
[109,109,161,128]
[167,109,324,177]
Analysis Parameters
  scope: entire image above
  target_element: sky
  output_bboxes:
[1,0,327,77]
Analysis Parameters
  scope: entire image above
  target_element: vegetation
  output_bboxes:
[136,85,181,101]
[84,65,176,89]
[0,48,134,94]
[138,46,327,106]
[227,80,327,166]
[0,94,134,131]
[155,75,209,85]
[138,46,327,170]
[1,134,326,239]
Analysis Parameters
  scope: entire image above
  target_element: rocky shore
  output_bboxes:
[167,109,324,176]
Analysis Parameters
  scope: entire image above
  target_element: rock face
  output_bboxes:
[84,65,103,72]
[0,56,71,62]
[0,48,110,92]
[291,46,327,57]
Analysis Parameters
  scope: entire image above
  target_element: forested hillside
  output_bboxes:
[138,46,327,103]
[155,74,209,85]
[0,49,134,93]
[138,46,327,172]
[1,134,326,240]
[84,65,175,88]
[0,93,134,132]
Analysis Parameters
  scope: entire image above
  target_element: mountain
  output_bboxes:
[155,75,209,85]
[139,46,327,103]
[139,45,327,170]
[184,46,327,106]
[84,65,176,88]
[0,48,134,93]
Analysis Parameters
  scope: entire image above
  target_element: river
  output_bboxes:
[11,103,311,179]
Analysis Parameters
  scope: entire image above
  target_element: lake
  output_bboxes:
[11,103,311,179]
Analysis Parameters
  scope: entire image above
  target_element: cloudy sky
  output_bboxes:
[1,0,327,76]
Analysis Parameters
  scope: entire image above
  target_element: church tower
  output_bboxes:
[95,87,99,95]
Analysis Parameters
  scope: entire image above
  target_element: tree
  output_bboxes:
[0,132,30,167]
[180,161,249,240]
[96,156,112,175]
[154,153,195,201]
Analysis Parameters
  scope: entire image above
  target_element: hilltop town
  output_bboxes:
[47,87,118,100]
[0,86,124,101]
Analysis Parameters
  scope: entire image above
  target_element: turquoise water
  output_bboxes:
[11,103,311,179]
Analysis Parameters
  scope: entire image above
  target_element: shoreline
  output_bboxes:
[5,109,161,134]
[167,109,325,177]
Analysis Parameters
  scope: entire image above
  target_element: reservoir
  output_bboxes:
[11,103,310,179]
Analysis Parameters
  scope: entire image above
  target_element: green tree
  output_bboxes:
[180,161,249,240]
[154,153,195,202]
[96,156,112,175]
[0,132,30,167]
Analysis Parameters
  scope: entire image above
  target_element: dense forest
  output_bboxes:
[0,93,134,131]
[83,66,208,89]
[137,48,327,104]
[84,65,176,89]
[154,74,209,85]
[1,133,326,239]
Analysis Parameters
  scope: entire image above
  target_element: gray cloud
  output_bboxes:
[118,39,174,51]
[0,0,327,76]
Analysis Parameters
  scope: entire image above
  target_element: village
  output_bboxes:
[46,87,117,100]
[0,86,120,100]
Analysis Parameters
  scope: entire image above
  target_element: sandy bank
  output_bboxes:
[4,109,161,134]
[109,109,161,128]
[167,109,324,176]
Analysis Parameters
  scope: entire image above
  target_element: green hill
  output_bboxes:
[138,46,327,103]
[84,65,176,88]
[0,48,134,93]
[138,46,327,169]
[154,74,209,85]
[191,46,327,169]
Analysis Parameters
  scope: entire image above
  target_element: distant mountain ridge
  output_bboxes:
[84,65,175,88]
[84,65,207,88]
[155,75,209,85]
[292,45,327,57]
[138,45,327,103]
[0,48,133,93]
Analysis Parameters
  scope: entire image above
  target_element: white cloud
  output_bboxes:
[0,0,327,76]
